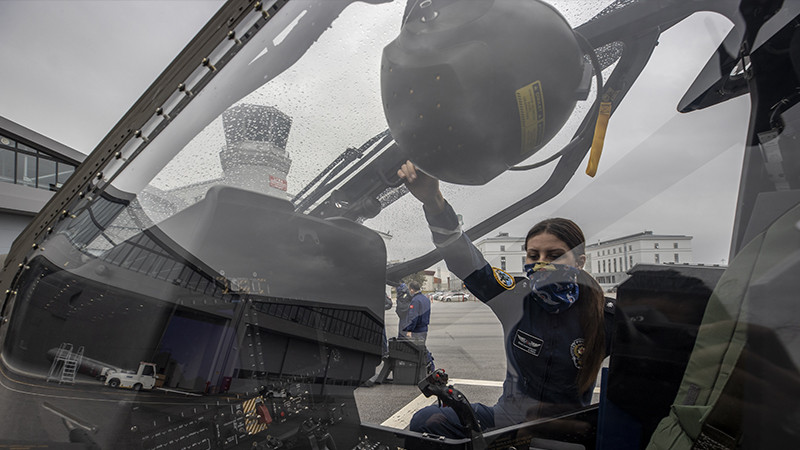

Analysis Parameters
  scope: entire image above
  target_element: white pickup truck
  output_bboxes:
[103,362,158,391]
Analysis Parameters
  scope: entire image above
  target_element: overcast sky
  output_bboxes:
[0,1,749,267]
[0,0,224,152]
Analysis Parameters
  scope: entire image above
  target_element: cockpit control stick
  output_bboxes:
[417,369,487,449]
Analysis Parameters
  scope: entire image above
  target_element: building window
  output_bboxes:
[655,254,660,263]
[629,245,633,251]
[38,158,56,190]
[602,260,606,273]
[17,152,36,187]
[0,147,14,183]
[522,256,527,267]
[500,256,506,270]
[521,244,525,251]
[654,243,659,249]
[500,245,505,252]
[597,261,601,273]
[629,256,633,268]
[674,253,679,263]
[613,259,617,272]
[0,143,75,190]
[673,242,678,249]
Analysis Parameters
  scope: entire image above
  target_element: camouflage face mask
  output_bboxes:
[524,262,580,314]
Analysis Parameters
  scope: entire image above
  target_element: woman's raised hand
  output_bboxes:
[397,160,445,213]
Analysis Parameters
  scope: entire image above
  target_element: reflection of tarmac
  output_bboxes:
[1,299,608,443]
[0,362,216,404]
[155,386,203,396]
[0,361,243,445]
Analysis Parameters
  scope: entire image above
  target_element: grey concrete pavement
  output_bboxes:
[356,299,507,427]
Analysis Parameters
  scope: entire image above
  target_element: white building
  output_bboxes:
[586,231,693,288]
[474,232,527,276]
[469,229,694,291]
[428,265,465,292]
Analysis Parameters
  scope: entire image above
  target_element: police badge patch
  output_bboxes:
[492,267,516,290]
[570,338,585,369]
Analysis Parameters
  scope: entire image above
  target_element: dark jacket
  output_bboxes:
[396,290,412,318]
[402,291,431,334]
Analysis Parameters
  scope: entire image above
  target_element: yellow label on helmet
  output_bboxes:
[516,80,546,154]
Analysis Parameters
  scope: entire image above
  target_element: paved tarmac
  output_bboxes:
[354,298,508,428]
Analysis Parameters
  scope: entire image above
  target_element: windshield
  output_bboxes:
[1,1,799,449]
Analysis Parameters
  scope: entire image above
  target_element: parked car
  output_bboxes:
[443,291,469,302]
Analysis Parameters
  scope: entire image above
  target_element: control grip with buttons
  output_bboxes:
[417,369,481,434]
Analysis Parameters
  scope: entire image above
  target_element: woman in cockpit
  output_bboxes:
[397,161,614,438]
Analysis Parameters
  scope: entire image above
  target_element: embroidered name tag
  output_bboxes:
[513,330,543,356]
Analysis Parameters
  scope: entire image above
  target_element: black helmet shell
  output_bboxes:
[382,0,585,185]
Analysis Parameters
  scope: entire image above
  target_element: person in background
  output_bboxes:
[363,286,431,387]
[402,281,435,372]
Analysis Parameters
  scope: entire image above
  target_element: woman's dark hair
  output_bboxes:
[526,218,605,394]
[524,217,585,256]
[575,270,606,394]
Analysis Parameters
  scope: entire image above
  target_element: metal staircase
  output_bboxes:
[46,342,84,384]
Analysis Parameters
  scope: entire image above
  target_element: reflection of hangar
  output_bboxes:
[5,185,385,393]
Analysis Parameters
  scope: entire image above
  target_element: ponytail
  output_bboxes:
[576,270,606,394]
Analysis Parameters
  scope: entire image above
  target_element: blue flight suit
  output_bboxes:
[410,201,614,436]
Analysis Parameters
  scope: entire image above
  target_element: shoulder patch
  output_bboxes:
[492,267,516,290]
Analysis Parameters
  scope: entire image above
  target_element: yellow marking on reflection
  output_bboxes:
[586,102,612,177]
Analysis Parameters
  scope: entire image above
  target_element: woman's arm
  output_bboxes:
[398,161,512,303]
